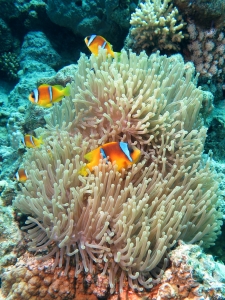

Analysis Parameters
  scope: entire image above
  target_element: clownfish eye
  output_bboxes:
[31,93,35,98]
[128,145,134,153]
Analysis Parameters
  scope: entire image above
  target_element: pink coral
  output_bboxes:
[186,22,225,80]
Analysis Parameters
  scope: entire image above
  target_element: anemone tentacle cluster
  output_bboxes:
[14,49,222,294]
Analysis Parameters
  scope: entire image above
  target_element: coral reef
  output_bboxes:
[0,18,14,53]
[0,197,23,274]
[13,49,222,295]
[46,0,106,37]
[105,0,138,31]
[0,52,20,80]
[204,101,225,161]
[1,242,225,299]
[46,0,138,49]
[19,31,62,70]
[8,31,58,108]
[174,0,225,28]
[159,241,225,299]
[125,0,186,54]
[1,255,77,300]
[186,22,225,81]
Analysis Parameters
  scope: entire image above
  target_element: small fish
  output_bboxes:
[79,142,141,176]
[21,135,43,148]
[84,35,116,57]
[28,84,70,108]
[14,169,28,182]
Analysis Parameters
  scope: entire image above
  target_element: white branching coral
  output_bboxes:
[125,0,186,54]
[14,49,222,295]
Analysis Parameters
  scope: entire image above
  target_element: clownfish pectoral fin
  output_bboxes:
[78,166,88,176]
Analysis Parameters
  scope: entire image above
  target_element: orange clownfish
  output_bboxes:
[84,35,116,57]
[79,142,141,176]
[21,135,43,148]
[29,84,70,108]
[14,169,28,182]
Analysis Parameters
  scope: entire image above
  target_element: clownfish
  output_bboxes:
[84,35,117,57]
[21,135,43,148]
[29,84,70,108]
[14,169,28,182]
[79,142,141,176]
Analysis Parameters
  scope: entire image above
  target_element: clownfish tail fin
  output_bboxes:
[63,85,70,97]
[115,52,121,61]
[39,136,44,145]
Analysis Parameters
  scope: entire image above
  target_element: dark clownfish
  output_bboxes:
[14,169,28,182]
[79,142,141,176]
[84,35,118,58]
[28,84,70,108]
[21,135,43,148]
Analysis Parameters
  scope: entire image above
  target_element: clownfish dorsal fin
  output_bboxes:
[84,147,100,162]
[39,84,49,87]
[53,85,64,90]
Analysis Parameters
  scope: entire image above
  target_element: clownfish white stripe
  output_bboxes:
[15,172,20,181]
[29,135,35,146]
[48,86,53,102]
[119,142,133,162]
[88,35,97,46]
[102,41,107,49]
[21,136,25,145]
[33,88,39,103]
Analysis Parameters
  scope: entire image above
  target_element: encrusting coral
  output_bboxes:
[125,0,186,54]
[13,49,222,295]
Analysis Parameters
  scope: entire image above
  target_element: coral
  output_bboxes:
[173,0,225,29]
[46,0,134,46]
[125,0,186,54]
[2,243,225,299]
[1,255,77,300]
[19,31,62,70]
[46,0,105,37]
[0,18,13,53]
[186,22,225,81]
[105,0,138,31]
[204,102,225,161]
[160,241,225,299]
[0,52,19,80]
[14,49,222,295]
[0,199,22,274]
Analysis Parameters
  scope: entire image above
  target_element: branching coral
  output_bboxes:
[125,0,186,54]
[14,49,222,294]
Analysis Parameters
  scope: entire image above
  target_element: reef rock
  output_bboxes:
[174,0,225,28]
[46,0,106,37]
[1,242,225,299]
[20,31,62,69]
